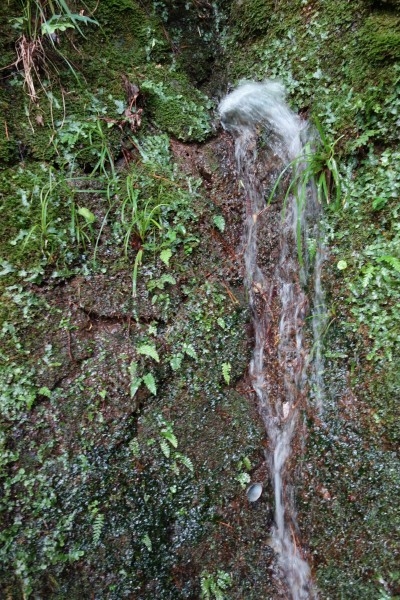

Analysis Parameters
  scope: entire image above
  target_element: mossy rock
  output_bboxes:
[230,0,275,40]
[359,13,400,62]
[139,69,212,141]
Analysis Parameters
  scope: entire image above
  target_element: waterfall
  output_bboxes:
[219,81,321,599]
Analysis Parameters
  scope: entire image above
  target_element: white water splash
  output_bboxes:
[219,81,319,599]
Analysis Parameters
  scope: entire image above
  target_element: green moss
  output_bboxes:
[359,13,400,62]
[230,0,275,41]
[139,68,213,141]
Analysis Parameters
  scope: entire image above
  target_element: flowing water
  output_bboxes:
[219,81,322,599]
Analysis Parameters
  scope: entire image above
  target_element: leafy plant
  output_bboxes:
[267,117,342,265]
[222,362,231,385]
[136,343,160,362]
[89,502,104,545]
[120,173,166,296]
[55,114,116,177]
[11,0,98,100]
[200,570,232,600]
[129,361,157,397]
[213,215,225,232]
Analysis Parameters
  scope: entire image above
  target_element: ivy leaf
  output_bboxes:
[136,344,160,362]
[143,372,157,395]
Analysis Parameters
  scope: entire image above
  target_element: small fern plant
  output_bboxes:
[200,570,232,600]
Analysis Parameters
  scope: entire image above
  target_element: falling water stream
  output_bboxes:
[219,81,322,599]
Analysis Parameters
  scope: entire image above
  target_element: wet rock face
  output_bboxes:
[0,113,287,596]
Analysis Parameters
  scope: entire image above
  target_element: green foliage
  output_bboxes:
[221,362,231,385]
[89,503,105,546]
[141,533,152,552]
[136,343,160,363]
[359,14,400,64]
[213,215,225,232]
[140,76,212,142]
[147,273,176,291]
[55,110,117,177]
[160,424,178,448]
[160,248,172,266]
[230,0,274,41]
[235,471,251,488]
[129,361,157,397]
[339,150,400,362]
[142,372,157,395]
[11,0,98,100]
[200,570,232,600]
[267,118,342,265]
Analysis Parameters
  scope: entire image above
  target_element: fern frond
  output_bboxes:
[143,372,157,395]
[160,439,170,458]
[161,429,178,448]
[175,452,194,472]
[361,263,375,289]
[377,255,400,273]
[222,362,231,385]
[136,344,160,362]
[92,513,104,545]
[183,343,197,359]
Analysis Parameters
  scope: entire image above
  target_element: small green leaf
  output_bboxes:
[337,260,347,271]
[160,248,172,266]
[161,429,178,448]
[143,372,157,395]
[170,354,183,371]
[136,343,160,362]
[129,438,140,456]
[183,343,197,359]
[235,472,250,488]
[217,317,226,329]
[175,453,194,472]
[92,513,104,545]
[77,206,96,224]
[38,386,51,398]
[242,456,251,471]
[160,439,171,458]
[129,361,142,398]
[376,255,400,273]
[142,533,152,552]
[222,362,231,385]
[213,215,225,232]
